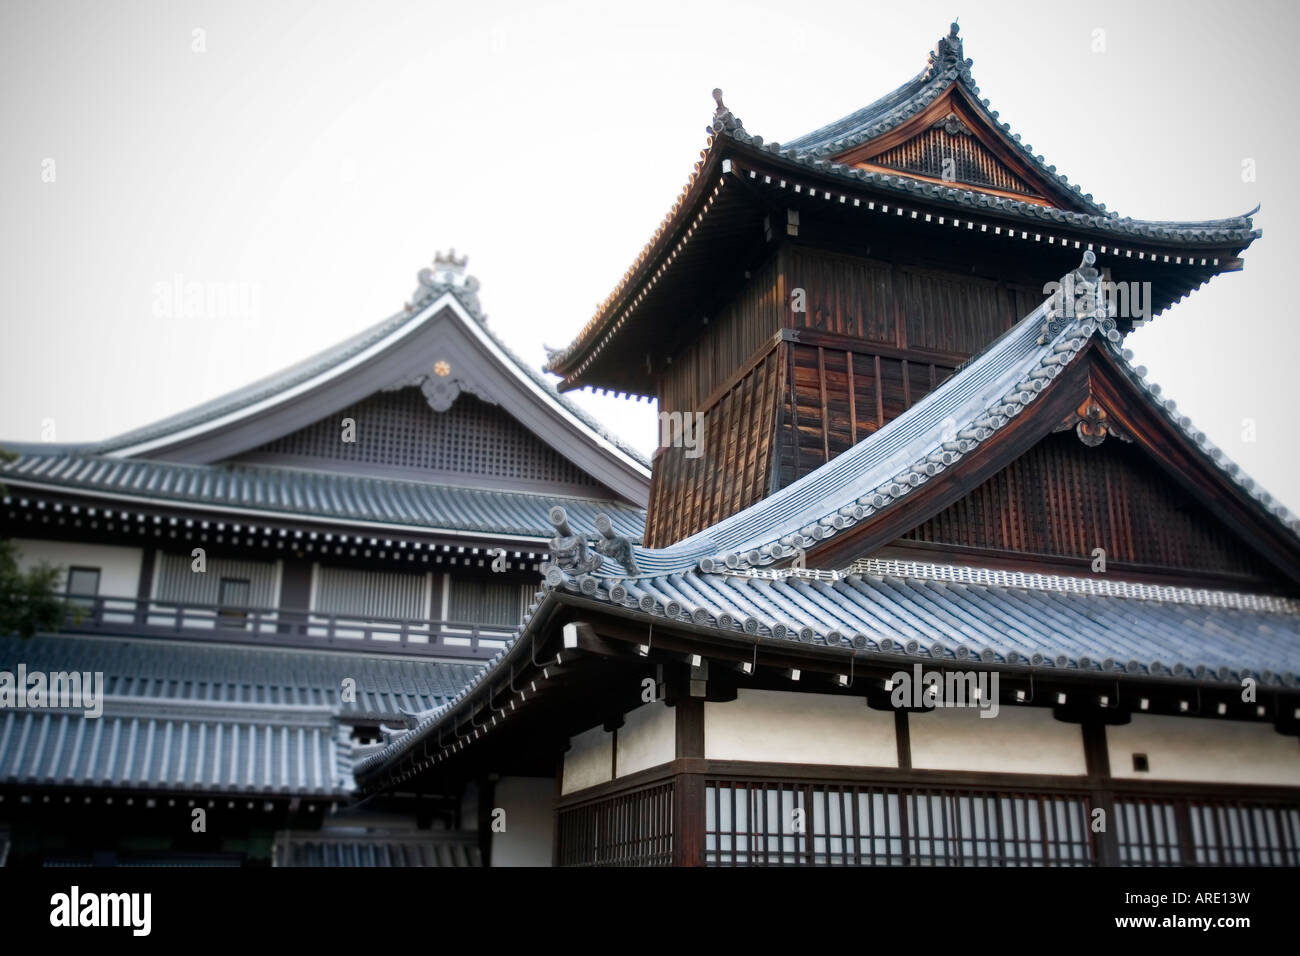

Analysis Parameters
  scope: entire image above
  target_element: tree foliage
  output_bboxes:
[0,447,66,637]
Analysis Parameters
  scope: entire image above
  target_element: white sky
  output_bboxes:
[2,0,1297,511]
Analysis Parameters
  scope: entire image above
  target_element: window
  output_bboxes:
[703,781,1094,866]
[446,577,530,628]
[313,567,428,620]
[65,567,101,609]
[217,577,251,627]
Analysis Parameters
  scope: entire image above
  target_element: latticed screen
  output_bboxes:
[1117,797,1300,866]
[556,783,674,866]
[154,553,279,607]
[314,566,429,620]
[704,781,1094,866]
[875,127,1039,197]
[446,577,531,628]
[241,388,601,487]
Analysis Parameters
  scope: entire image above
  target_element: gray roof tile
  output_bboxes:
[0,453,646,541]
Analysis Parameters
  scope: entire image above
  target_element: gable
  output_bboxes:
[232,387,614,496]
[892,429,1282,588]
[802,341,1300,590]
[828,88,1086,211]
[872,118,1044,201]
[93,268,649,505]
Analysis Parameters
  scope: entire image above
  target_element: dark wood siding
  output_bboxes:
[784,246,896,342]
[646,244,1045,545]
[783,245,1038,354]
[659,255,783,416]
[900,431,1276,581]
[874,126,1043,198]
[776,339,958,490]
[646,348,783,548]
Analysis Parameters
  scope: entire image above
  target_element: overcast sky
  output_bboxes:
[2,0,1297,510]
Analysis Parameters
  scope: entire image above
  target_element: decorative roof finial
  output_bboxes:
[546,506,603,576]
[407,249,485,321]
[709,88,744,135]
[1038,250,1107,343]
[924,19,964,79]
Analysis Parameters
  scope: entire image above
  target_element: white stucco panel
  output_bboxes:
[1108,714,1300,786]
[705,689,898,767]
[561,723,612,795]
[909,705,1087,775]
[616,700,676,778]
[12,538,143,599]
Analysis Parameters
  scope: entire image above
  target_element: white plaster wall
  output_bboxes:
[705,689,898,767]
[616,701,675,778]
[1108,714,1300,786]
[909,705,1087,775]
[12,538,142,598]
[490,776,554,867]
[561,723,612,795]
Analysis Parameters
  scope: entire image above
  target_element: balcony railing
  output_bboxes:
[41,593,509,660]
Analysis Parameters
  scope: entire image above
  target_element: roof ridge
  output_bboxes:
[554,253,1115,576]
[17,254,647,471]
[780,22,1110,216]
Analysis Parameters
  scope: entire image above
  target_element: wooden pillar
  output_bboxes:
[1082,720,1119,866]
[894,709,912,770]
[277,558,313,634]
[133,547,156,626]
[673,697,705,867]
[477,774,497,868]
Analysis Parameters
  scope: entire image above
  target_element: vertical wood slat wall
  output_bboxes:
[776,344,957,490]
[644,244,1043,547]
[872,126,1042,198]
[154,553,279,607]
[646,349,783,548]
[314,566,430,620]
[901,431,1276,579]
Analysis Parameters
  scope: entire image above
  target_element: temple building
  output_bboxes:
[356,25,1300,866]
[0,254,647,866]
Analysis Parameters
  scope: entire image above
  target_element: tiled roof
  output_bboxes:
[274,829,481,866]
[357,258,1300,782]
[0,708,354,796]
[357,562,1300,780]
[0,634,481,795]
[547,28,1258,377]
[566,260,1295,580]
[725,131,1258,243]
[0,452,646,541]
[783,24,1108,214]
[569,564,1300,681]
[12,264,648,471]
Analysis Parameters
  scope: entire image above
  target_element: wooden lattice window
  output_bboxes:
[314,566,429,620]
[705,780,1094,866]
[556,782,675,867]
[874,127,1041,198]
[1117,796,1300,866]
[446,577,531,628]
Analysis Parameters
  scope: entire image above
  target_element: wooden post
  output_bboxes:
[1082,720,1119,866]
[673,697,705,867]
